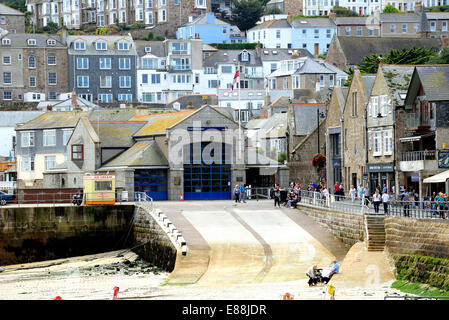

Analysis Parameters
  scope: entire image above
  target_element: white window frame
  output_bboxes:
[100,75,112,88]
[45,155,57,170]
[21,131,35,147]
[63,129,73,145]
[383,129,393,156]
[77,75,89,88]
[77,57,89,69]
[99,57,111,69]
[48,72,57,85]
[96,40,107,51]
[373,131,382,156]
[43,130,56,146]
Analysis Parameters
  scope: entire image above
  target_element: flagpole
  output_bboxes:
[238,62,242,163]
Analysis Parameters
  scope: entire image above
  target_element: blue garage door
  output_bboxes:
[184,142,231,200]
[134,169,168,201]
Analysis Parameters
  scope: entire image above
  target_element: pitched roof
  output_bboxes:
[134,40,166,58]
[183,14,229,26]
[380,12,421,23]
[101,141,168,168]
[379,64,415,106]
[335,36,441,66]
[88,109,142,121]
[0,3,25,15]
[426,12,449,20]
[90,121,147,147]
[361,74,376,97]
[333,17,375,25]
[259,48,313,61]
[290,18,336,28]
[0,33,65,48]
[203,49,263,67]
[66,35,137,55]
[416,65,449,101]
[131,111,195,137]
[249,19,291,31]
[293,104,326,136]
[294,58,335,74]
[15,112,87,131]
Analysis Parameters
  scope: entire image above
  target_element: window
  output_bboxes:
[0,16,4,24]
[71,144,84,160]
[21,157,34,171]
[117,93,132,102]
[171,74,191,83]
[77,57,88,69]
[151,74,160,84]
[100,75,112,88]
[170,42,189,55]
[430,21,436,32]
[352,91,357,116]
[119,57,131,70]
[28,56,36,68]
[208,80,218,88]
[142,74,148,84]
[3,91,11,100]
[47,55,57,66]
[276,30,281,38]
[241,51,249,61]
[63,129,73,145]
[283,77,288,89]
[27,39,37,46]
[45,156,56,170]
[74,41,86,50]
[270,63,277,73]
[77,75,89,88]
[330,74,334,87]
[117,41,129,50]
[221,66,232,73]
[327,29,332,38]
[443,21,448,31]
[48,72,57,85]
[292,75,300,89]
[142,58,157,69]
[1,37,11,45]
[98,93,112,102]
[371,96,379,116]
[314,29,319,38]
[47,39,56,46]
[99,57,111,69]
[43,130,56,146]
[380,95,388,116]
[21,131,35,147]
[96,40,107,50]
[357,26,362,36]
[270,78,276,89]
[414,23,419,33]
[402,24,407,33]
[369,29,374,36]
[2,56,11,64]
[319,75,324,86]
[29,76,36,87]
[223,27,227,34]
[390,24,396,33]
[373,131,382,156]
[345,27,351,36]
[119,76,131,88]
[383,130,393,155]
[49,92,57,100]
[158,8,166,22]
[3,72,11,84]
[95,180,113,191]
[170,58,190,70]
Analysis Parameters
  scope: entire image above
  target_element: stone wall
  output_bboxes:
[132,206,177,272]
[385,217,449,258]
[297,204,365,247]
[0,204,135,265]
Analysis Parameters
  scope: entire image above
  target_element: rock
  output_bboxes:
[0,267,4,273]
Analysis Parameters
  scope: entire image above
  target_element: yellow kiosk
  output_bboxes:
[83,174,116,205]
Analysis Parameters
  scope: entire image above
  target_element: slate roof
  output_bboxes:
[134,40,166,58]
[102,141,168,168]
[260,48,313,61]
[294,58,335,75]
[0,3,25,15]
[90,121,147,148]
[15,112,87,131]
[88,109,142,121]
[131,111,195,137]
[335,36,441,66]
[0,33,65,48]
[246,113,287,138]
[361,74,376,98]
[379,64,415,106]
[249,19,291,31]
[333,17,376,25]
[416,65,449,101]
[426,12,449,20]
[293,103,326,136]
[203,49,263,67]
[66,35,137,56]
[183,14,229,26]
[290,18,336,28]
[379,13,421,23]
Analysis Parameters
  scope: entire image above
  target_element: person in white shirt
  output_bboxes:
[373,190,381,213]
[350,185,356,202]
[382,191,390,214]
[306,265,319,286]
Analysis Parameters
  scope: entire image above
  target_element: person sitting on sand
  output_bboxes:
[306,265,320,286]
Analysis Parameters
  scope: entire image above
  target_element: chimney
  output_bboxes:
[414,1,423,14]
[71,90,77,106]
[256,42,261,57]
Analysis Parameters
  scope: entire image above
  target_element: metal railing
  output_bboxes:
[246,187,271,200]
[134,191,153,212]
[385,296,449,300]
[385,198,448,219]
[300,191,371,214]
[400,150,436,161]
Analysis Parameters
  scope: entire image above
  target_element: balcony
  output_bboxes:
[169,65,191,71]
[244,72,264,79]
[406,113,434,131]
[399,150,437,172]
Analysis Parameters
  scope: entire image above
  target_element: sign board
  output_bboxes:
[367,163,394,172]
[332,159,341,169]
[411,173,419,182]
[363,174,368,180]
[438,150,449,168]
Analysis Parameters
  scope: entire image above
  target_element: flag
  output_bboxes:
[229,70,240,93]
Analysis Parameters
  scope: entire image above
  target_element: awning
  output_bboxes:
[399,132,435,143]
[423,170,449,183]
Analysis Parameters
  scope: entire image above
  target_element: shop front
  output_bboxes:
[367,162,395,194]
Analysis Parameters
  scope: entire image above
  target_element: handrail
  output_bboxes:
[134,191,153,212]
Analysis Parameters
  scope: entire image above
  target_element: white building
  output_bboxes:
[247,19,293,49]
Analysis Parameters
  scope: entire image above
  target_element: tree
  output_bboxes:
[3,0,26,12]
[427,46,449,64]
[333,6,359,17]
[382,4,400,13]
[42,21,59,34]
[231,0,264,32]
[264,6,282,15]
[358,47,436,74]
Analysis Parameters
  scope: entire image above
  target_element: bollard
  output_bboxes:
[53,296,62,300]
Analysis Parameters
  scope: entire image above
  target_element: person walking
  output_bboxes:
[334,182,340,201]
[339,182,345,199]
[373,189,381,213]
[233,185,240,203]
[357,184,363,200]
[274,186,281,208]
[403,191,410,217]
[239,184,246,203]
[363,185,370,206]
[382,191,390,214]
[436,192,446,219]
[350,185,356,203]
[322,185,329,207]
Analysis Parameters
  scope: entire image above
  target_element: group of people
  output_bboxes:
[414,191,448,219]
[273,182,302,208]
[306,260,340,286]
[233,184,248,204]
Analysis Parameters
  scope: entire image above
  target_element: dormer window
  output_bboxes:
[241,51,248,62]
[1,38,11,45]
[74,40,86,50]
[47,39,56,46]
[96,40,107,50]
[27,39,37,46]
[117,41,129,50]
[145,46,151,53]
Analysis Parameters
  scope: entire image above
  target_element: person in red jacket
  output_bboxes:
[334,182,340,201]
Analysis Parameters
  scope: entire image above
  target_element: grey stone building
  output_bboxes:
[0,33,69,103]
[0,2,25,34]
[66,35,137,105]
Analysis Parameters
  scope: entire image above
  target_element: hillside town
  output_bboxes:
[0,0,448,204]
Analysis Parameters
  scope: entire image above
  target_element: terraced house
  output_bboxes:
[0,2,25,34]
[66,35,137,104]
[0,33,68,103]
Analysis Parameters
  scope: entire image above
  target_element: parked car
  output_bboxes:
[0,191,14,205]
